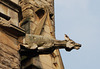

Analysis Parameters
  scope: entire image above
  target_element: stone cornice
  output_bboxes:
[0,0,23,21]
[0,0,20,12]
[0,18,25,37]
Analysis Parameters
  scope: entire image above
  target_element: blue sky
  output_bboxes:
[55,0,100,69]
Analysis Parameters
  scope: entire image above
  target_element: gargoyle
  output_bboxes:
[21,34,81,54]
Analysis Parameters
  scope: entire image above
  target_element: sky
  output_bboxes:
[54,0,100,69]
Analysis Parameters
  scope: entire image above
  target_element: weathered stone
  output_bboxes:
[19,0,63,69]
[22,34,81,54]
[0,4,8,15]
[0,29,18,50]
[0,42,20,68]
[18,0,81,69]
[0,45,20,60]
[0,1,20,26]
[0,0,23,69]
[22,9,34,18]
[10,0,19,4]
[0,63,12,69]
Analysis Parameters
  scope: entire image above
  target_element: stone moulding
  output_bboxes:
[0,0,20,12]
[0,12,11,21]
[0,0,23,22]
[0,18,25,37]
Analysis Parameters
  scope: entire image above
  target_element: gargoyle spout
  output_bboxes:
[21,34,81,54]
[54,34,81,51]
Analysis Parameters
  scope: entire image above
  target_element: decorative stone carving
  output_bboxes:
[20,34,81,54]
[19,0,55,37]
[18,0,81,69]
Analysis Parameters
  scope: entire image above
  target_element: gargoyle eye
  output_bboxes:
[71,42,75,44]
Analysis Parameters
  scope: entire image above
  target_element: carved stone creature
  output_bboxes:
[22,34,81,54]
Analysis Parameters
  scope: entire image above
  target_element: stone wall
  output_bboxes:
[0,0,22,26]
[0,0,25,69]
[19,0,64,69]
[0,0,64,69]
[0,28,20,69]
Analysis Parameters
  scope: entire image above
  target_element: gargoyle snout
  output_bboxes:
[74,43,81,50]
[76,43,81,47]
[79,44,81,47]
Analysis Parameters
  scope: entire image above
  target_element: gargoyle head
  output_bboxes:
[64,34,81,51]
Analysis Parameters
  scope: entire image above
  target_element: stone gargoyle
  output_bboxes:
[21,34,81,54]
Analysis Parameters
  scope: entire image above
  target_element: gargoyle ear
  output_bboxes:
[64,34,70,41]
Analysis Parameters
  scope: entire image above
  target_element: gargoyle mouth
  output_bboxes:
[74,44,81,50]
